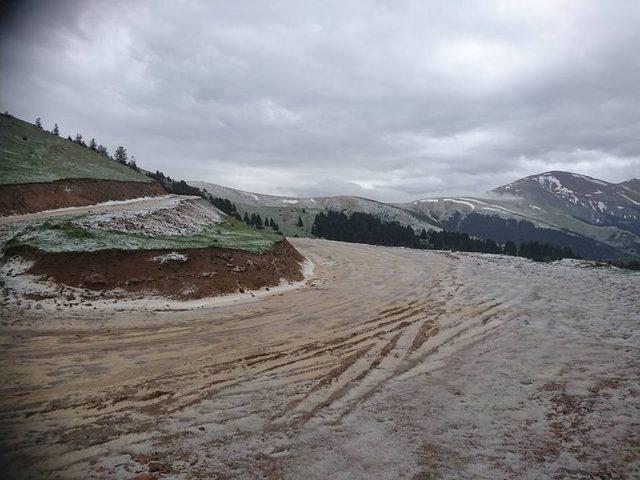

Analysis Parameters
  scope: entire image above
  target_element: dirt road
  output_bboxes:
[0,239,638,479]
[0,194,195,226]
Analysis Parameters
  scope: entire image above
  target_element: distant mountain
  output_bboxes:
[620,178,640,193]
[190,181,440,237]
[190,171,640,260]
[401,171,640,259]
[494,171,640,228]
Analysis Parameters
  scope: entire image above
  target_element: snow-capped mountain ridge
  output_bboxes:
[190,171,640,260]
[401,170,640,259]
[492,171,640,221]
[620,178,640,193]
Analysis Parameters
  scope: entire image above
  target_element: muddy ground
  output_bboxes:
[0,238,638,479]
[0,178,166,215]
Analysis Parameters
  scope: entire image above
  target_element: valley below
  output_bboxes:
[1,238,638,479]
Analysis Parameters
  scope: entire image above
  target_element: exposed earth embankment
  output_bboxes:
[8,238,303,299]
[0,178,166,216]
[0,195,306,308]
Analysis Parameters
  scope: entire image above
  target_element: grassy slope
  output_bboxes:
[0,115,151,185]
[0,115,282,254]
[6,216,282,253]
[236,203,321,237]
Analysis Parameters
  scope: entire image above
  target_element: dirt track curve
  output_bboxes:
[0,194,194,226]
[0,238,638,479]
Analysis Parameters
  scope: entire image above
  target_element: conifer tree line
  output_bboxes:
[312,211,420,248]
[16,113,140,171]
[147,170,246,221]
[312,210,579,262]
[425,228,503,254]
[609,259,640,271]
[240,212,280,232]
[20,113,253,228]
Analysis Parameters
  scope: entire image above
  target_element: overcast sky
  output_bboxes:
[1,1,639,202]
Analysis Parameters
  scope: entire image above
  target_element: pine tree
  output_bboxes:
[114,146,128,164]
[97,145,108,156]
[419,228,428,240]
[256,214,263,228]
[503,241,517,256]
[297,216,304,227]
[74,133,83,144]
[35,117,43,129]
[53,123,59,136]
[89,138,97,150]
[243,212,250,224]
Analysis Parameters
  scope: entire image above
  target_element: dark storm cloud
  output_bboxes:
[2,0,639,201]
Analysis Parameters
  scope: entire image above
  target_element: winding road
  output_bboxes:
[0,194,196,226]
[0,238,638,479]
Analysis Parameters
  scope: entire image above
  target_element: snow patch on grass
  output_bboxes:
[443,199,475,209]
[529,204,547,213]
[12,221,280,253]
[6,197,281,253]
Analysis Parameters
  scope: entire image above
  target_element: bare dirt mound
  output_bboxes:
[0,178,166,215]
[11,239,304,299]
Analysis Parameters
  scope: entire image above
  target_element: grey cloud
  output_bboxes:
[1,0,639,202]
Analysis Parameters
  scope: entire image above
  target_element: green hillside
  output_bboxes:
[0,114,152,185]
[6,216,282,253]
[236,204,322,237]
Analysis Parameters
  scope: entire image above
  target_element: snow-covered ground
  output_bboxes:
[73,196,222,236]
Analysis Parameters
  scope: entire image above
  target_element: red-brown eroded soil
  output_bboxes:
[0,178,166,215]
[13,239,304,299]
